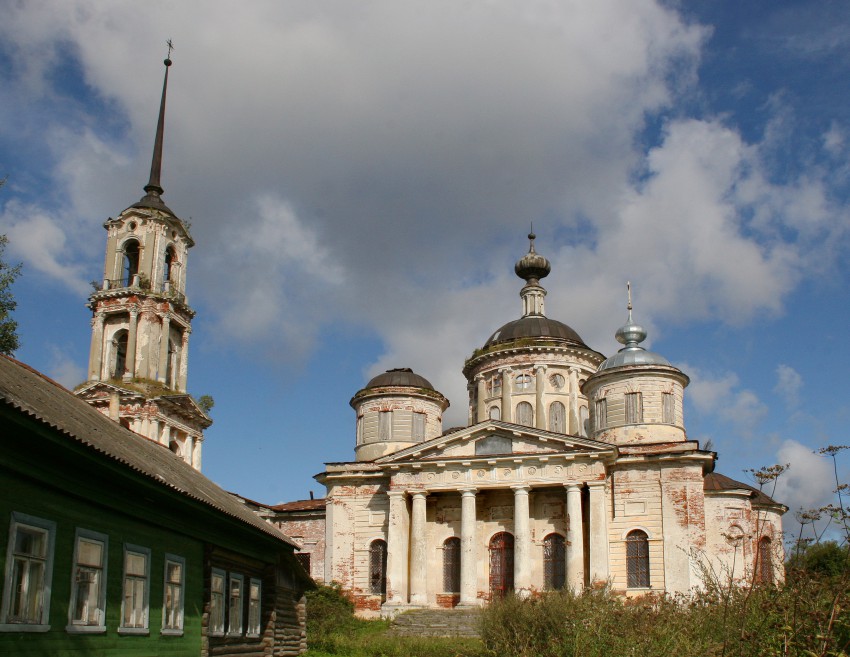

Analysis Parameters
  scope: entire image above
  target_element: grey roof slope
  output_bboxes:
[0,355,296,547]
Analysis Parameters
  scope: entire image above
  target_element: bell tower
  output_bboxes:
[76,51,211,470]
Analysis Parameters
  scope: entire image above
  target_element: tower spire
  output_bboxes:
[136,43,174,212]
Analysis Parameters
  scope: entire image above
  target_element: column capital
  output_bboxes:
[586,480,606,490]
[498,366,512,374]
[564,483,582,493]
[129,306,140,318]
[511,483,531,493]
[459,487,477,497]
[569,366,581,374]
[409,490,429,499]
[387,490,407,499]
[534,364,547,373]
[474,373,484,381]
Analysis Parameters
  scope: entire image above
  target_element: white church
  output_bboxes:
[279,234,787,615]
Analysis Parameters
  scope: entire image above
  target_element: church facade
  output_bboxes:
[286,234,786,616]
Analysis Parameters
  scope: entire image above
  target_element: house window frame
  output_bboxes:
[161,554,185,635]
[412,412,426,441]
[0,512,56,632]
[514,373,533,391]
[246,577,262,638]
[209,568,226,637]
[66,528,108,633]
[227,572,244,636]
[119,544,150,635]
[378,411,392,441]
[549,401,566,433]
[595,399,607,430]
[442,537,461,593]
[516,401,533,427]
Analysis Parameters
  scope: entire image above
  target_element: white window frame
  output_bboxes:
[595,399,607,430]
[209,568,226,637]
[161,554,185,635]
[227,573,244,636]
[1,512,56,632]
[412,412,426,441]
[246,577,262,638]
[119,544,150,634]
[66,528,108,633]
[378,411,392,441]
[662,392,675,424]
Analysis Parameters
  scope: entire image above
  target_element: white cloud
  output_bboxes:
[46,346,86,389]
[774,364,803,407]
[773,439,835,521]
[684,365,768,436]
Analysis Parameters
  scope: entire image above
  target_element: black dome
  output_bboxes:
[365,368,435,390]
[484,316,587,348]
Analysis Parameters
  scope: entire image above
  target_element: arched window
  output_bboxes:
[516,401,533,427]
[756,537,774,584]
[443,537,461,593]
[626,530,650,588]
[515,374,532,391]
[549,402,566,433]
[369,540,387,597]
[164,245,176,284]
[489,406,501,421]
[543,533,566,590]
[112,330,129,379]
[123,240,140,287]
[488,532,514,599]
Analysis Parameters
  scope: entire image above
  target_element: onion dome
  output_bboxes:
[484,316,588,348]
[597,283,670,371]
[365,368,435,390]
[514,232,551,284]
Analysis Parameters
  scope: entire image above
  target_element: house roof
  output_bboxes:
[271,499,327,512]
[0,355,297,547]
[704,471,785,509]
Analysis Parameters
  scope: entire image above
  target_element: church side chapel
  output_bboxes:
[303,234,786,616]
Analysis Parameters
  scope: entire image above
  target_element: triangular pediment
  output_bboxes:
[374,420,615,465]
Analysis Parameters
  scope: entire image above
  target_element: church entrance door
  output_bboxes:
[488,532,514,599]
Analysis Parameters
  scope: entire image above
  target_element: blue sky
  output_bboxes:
[1,1,848,542]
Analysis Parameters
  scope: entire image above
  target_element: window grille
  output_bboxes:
[369,540,387,597]
[626,530,650,588]
[756,537,774,584]
[443,538,460,593]
[295,553,311,575]
[543,534,566,590]
[488,532,514,599]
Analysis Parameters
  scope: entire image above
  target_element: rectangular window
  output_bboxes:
[246,578,262,637]
[1,513,56,631]
[595,399,607,430]
[295,553,311,575]
[625,392,643,424]
[209,569,226,636]
[162,555,185,634]
[68,529,108,632]
[228,573,244,635]
[412,413,426,441]
[119,545,150,634]
[662,393,675,424]
[378,411,392,441]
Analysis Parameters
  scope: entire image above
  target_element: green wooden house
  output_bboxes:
[0,354,312,656]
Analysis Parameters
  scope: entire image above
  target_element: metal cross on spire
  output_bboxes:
[166,38,174,59]
[627,281,633,320]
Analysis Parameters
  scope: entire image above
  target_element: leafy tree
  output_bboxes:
[0,234,21,356]
[787,540,849,580]
[197,394,215,414]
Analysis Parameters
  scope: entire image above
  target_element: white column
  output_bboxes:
[513,485,532,597]
[124,308,139,381]
[184,435,195,466]
[587,481,609,586]
[476,375,486,424]
[568,367,580,434]
[149,418,160,444]
[158,313,171,384]
[565,483,585,591]
[501,368,512,422]
[178,327,190,392]
[88,312,105,381]
[385,491,409,606]
[534,365,546,430]
[459,488,478,606]
[409,491,428,605]
[192,437,203,471]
